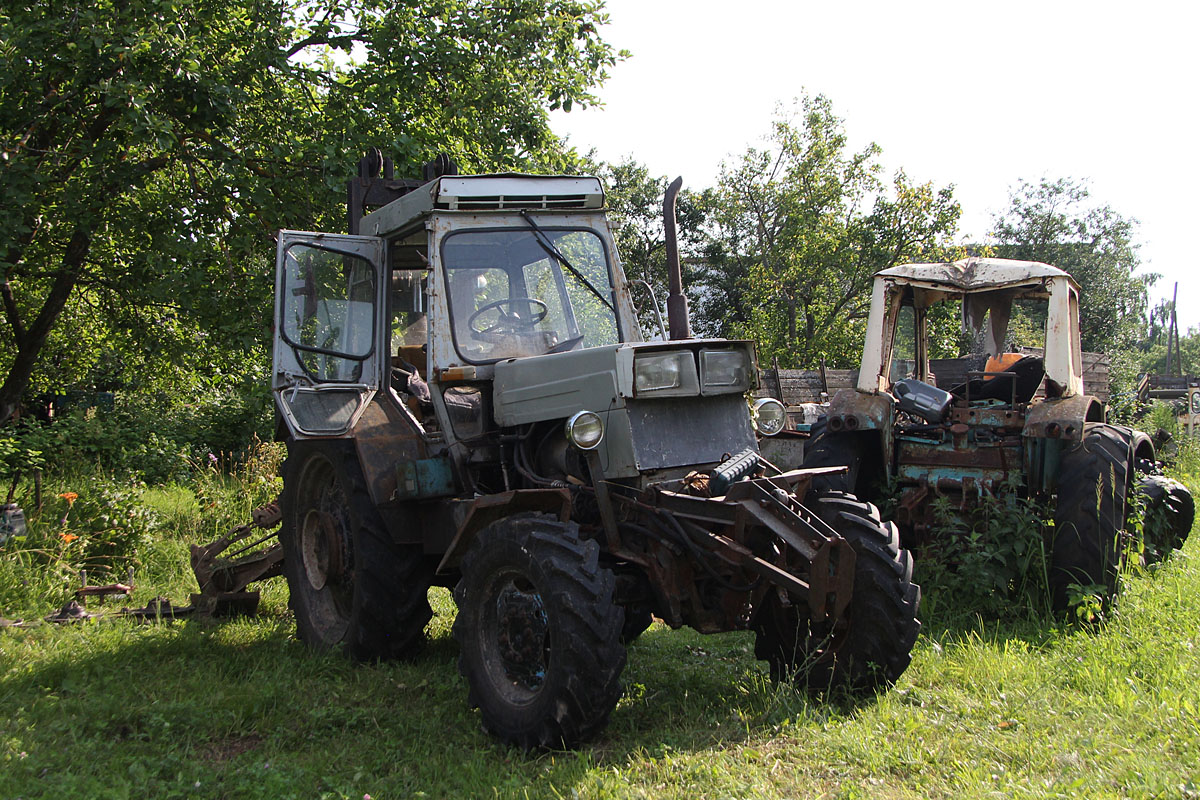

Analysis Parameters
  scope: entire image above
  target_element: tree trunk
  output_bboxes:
[0,227,89,425]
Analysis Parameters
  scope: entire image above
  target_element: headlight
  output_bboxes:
[565,410,604,450]
[752,398,787,436]
[700,349,750,395]
[633,351,699,397]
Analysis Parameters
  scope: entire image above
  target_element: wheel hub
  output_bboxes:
[494,581,549,691]
[299,509,344,591]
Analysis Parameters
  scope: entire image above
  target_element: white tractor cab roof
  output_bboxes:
[359,173,606,238]
[859,257,1085,398]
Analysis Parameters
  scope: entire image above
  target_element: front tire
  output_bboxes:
[453,515,626,749]
[753,491,921,692]
[279,441,432,660]
[1051,423,1130,613]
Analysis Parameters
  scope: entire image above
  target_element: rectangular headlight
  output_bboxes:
[634,351,699,397]
[700,349,750,395]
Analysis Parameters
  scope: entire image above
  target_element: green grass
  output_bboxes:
[3,462,1200,798]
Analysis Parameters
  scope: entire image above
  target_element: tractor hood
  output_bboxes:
[491,340,760,478]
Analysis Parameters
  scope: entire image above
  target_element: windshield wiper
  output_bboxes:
[520,211,615,312]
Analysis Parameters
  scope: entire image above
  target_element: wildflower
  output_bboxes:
[58,491,78,506]
[59,532,78,543]
[208,452,218,465]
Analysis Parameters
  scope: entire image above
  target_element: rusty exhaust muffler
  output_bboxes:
[663,176,691,340]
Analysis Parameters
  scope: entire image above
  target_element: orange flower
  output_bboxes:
[59,532,79,543]
[58,492,78,506]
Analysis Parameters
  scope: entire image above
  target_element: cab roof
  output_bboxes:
[877,257,1078,293]
[360,173,605,238]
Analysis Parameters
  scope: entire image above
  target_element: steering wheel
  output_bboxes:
[468,298,549,342]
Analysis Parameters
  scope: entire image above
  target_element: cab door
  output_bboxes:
[273,232,385,437]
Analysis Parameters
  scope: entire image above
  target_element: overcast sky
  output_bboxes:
[550,0,1199,332]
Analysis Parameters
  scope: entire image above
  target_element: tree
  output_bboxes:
[695,96,960,367]
[991,178,1152,354]
[0,0,622,424]
[582,157,706,338]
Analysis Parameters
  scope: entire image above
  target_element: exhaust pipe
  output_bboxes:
[663,176,691,340]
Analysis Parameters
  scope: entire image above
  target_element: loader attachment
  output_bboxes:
[190,500,284,616]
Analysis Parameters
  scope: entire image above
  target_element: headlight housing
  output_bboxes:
[633,351,699,397]
[564,410,604,450]
[752,398,787,436]
[700,349,751,395]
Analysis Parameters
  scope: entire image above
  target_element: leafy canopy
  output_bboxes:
[693,95,960,367]
[991,177,1152,354]
[0,0,622,423]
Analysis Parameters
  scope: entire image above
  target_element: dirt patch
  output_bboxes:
[200,733,263,765]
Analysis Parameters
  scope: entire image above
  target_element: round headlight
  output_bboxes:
[752,398,787,436]
[565,410,604,450]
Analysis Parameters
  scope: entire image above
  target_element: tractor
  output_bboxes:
[262,153,921,748]
[801,257,1193,612]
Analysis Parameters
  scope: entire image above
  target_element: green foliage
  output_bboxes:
[1,379,274,485]
[694,96,960,366]
[56,478,161,576]
[914,481,1052,621]
[0,476,161,604]
[1105,348,1148,425]
[991,178,1152,354]
[1132,400,1190,467]
[0,423,45,485]
[1139,298,1200,375]
[0,0,623,423]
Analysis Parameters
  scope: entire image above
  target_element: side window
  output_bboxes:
[891,304,917,383]
[391,270,428,358]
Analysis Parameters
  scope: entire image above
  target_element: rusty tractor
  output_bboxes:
[240,153,923,748]
[800,257,1193,612]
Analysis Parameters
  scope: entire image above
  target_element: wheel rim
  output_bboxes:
[299,509,343,590]
[481,570,550,704]
[294,455,354,640]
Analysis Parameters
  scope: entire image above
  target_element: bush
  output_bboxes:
[4,385,275,484]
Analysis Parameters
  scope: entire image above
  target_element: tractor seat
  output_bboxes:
[393,344,427,378]
[948,353,1044,404]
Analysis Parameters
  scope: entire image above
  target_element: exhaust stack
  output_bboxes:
[663,176,691,340]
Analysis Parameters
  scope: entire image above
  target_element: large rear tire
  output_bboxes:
[1051,423,1130,613]
[453,515,626,749]
[800,420,862,496]
[753,491,921,692]
[279,441,432,660]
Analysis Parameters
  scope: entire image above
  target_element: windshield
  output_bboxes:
[441,228,620,362]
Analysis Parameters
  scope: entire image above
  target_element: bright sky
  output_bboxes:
[550,0,1199,333]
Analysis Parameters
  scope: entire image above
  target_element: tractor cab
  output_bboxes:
[858,257,1085,402]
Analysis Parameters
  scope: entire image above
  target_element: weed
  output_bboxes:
[913,478,1052,622]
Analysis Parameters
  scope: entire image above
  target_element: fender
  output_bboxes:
[1022,394,1106,442]
[435,488,572,574]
